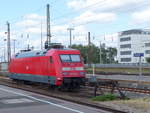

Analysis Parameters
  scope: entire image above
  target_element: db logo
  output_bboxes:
[26,66,29,70]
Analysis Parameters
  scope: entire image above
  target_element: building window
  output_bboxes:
[145,43,150,47]
[145,50,150,54]
[121,58,131,62]
[120,44,131,48]
[120,30,142,36]
[120,51,131,55]
[120,37,131,42]
[142,31,150,35]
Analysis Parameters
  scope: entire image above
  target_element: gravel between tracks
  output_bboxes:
[96,98,150,113]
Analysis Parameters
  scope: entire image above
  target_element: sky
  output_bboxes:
[0,0,150,61]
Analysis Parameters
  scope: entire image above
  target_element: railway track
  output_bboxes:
[1,76,150,95]
[100,86,150,94]
[0,76,126,113]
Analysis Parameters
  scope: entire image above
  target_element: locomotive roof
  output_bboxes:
[15,48,77,58]
[15,49,47,58]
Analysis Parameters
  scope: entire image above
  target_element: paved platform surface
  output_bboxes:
[0,85,109,113]
[87,74,150,83]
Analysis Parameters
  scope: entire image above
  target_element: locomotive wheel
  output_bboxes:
[48,85,56,90]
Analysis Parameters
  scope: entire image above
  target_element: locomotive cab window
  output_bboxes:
[60,54,81,62]
[50,56,53,63]
[70,55,80,62]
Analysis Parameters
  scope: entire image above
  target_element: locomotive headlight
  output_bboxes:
[57,77,62,80]
[75,67,84,70]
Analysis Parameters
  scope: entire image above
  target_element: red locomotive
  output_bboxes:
[9,44,85,90]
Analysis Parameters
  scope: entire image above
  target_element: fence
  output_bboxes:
[0,62,8,72]
[85,63,150,68]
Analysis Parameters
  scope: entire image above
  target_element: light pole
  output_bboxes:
[41,22,43,49]
[67,28,74,47]
[2,47,6,62]
[13,39,16,54]
[99,41,102,64]
[3,47,6,62]
[3,39,7,62]
[6,22,11,63]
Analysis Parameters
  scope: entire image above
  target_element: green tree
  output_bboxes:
[107,47,117,63]
[146,57,150,63]
[71,44,117,64]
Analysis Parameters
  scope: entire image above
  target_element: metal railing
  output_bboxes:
[85,63,150,68]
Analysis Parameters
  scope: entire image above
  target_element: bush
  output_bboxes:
[92,94,117,101]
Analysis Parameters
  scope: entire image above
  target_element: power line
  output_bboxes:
[6,5,46,25]
[1,2,150,50]
[0,0,148,28]
[110,1,150,13]
[52,0,107,21]
[52,1,150,28]
[52,0,149,21]
[1,0,149,29]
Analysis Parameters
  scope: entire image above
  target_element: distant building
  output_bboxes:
[117,29,150,63]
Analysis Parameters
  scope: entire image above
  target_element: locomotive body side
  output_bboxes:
[9,48,86,89]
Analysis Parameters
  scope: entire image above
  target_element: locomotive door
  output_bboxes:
[48,56,54,75]
[47,56,55,85]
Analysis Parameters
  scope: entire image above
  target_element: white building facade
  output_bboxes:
[117,29,150,63]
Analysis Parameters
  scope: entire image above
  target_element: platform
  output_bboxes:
[0,85,109,113]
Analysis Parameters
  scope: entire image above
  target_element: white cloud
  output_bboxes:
[72,11,116,25]
[92,33,118,48]
[52,25,69,34]
[24,14,45,20]
[0,31,6,38]
[68,0,85,10]
[132,9,150,24]
[25,27,41,34]
[51,25,88,46]
[68,0,148,12]
[71,25,88,45]
[66,0,150,48]
[15,13,45,28]
[16,19,40,27]
[12,13,89,50]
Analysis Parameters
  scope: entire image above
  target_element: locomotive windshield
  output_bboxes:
[60,54,81,62]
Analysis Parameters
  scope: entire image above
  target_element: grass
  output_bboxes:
[114,97,150,112]
[0,72,9,77]
[92,94,117,101]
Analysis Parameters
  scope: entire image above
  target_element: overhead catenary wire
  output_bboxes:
[51,1,150,28]
[1,0,149,29]
[0,0,149,28]
[0,1,150,51]
[51,0,150,22]
[51,0,107,21]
